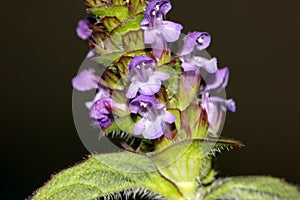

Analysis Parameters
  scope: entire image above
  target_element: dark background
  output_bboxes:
[1,0,299,199]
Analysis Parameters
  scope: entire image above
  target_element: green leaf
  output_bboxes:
[202,176,300,200]
[31,152,184,200]
[91,6,130,22]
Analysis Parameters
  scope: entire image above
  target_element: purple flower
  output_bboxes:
[141,0,172,24]
[76,20,92,40]
[129,95,176,139]
[141,0,183,58]
[126,56,170,98]
[180,32,217,73]
[205,67,229,92]
[72,69,110,108]
[72,70,98,91]
[180,32,211,56]
[201,93,236,134]
[201,67,236,134]
[90,98,113,128]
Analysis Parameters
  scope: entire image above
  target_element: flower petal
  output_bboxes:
[205,67,229,91]
[225,99,236,112]
[181,62,197,72]
[72,70,98,91]
[139,82,161,96]
[129,56,155,70]
[90,98,112,119]
[76,20,92,40]
[154,71,170,81]
[133,118,147,136]
[141,118,165,139]
[151,35,165,59]
[139,77,161,95]
[85,88,110,109]
[180,32,202,56]
[161,21,183,42]
[144,28,157,44]
[130,94,158,105]
[145,0,172,19]
[162,111,176,124]
[193,56,218,73]
[195,32,211,51]
[126,82,140,98]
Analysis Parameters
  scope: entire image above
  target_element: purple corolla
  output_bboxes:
[129,95,176,139]
[72,70,110,109]
[141,0,183,59]
[90,98,113,128]
[180,32,218,73]
[201,67,236,134]
[126,56,170,98]
[76,20,92,40]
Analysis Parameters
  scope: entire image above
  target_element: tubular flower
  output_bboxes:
[90,98,113,128]
[141,0,183,59]
[126,56,170,98]
[76,20,92,40]
[201,67,236,133]
[129,95,176,139]
[180,32,218,73]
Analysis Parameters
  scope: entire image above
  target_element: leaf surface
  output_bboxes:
[31,152,184,200]
[202,176,300,200]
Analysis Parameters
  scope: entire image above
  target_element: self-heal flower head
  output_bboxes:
[180,32,217,73]
[90,98,113,128]
[129,95,176,139]
[141,0,183,58]
[126,56,170,98]
[76,20,92,40]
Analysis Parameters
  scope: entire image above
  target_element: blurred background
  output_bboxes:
[1,0,299,199]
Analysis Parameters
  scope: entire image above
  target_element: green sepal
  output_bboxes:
[149,139,242,199]
[102,114,141,135]
[113,55,132,78]
[177,72,201,111]
[111,14,144,42]
[122,30,145,52]
[112,0,126,6]
[90,6,130,22]
[181,103,209,139]
[202,176,300,200]
[102,17,121,32]
[84,0,104,8]
[102,70,124,90]
[129,0,147,15]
